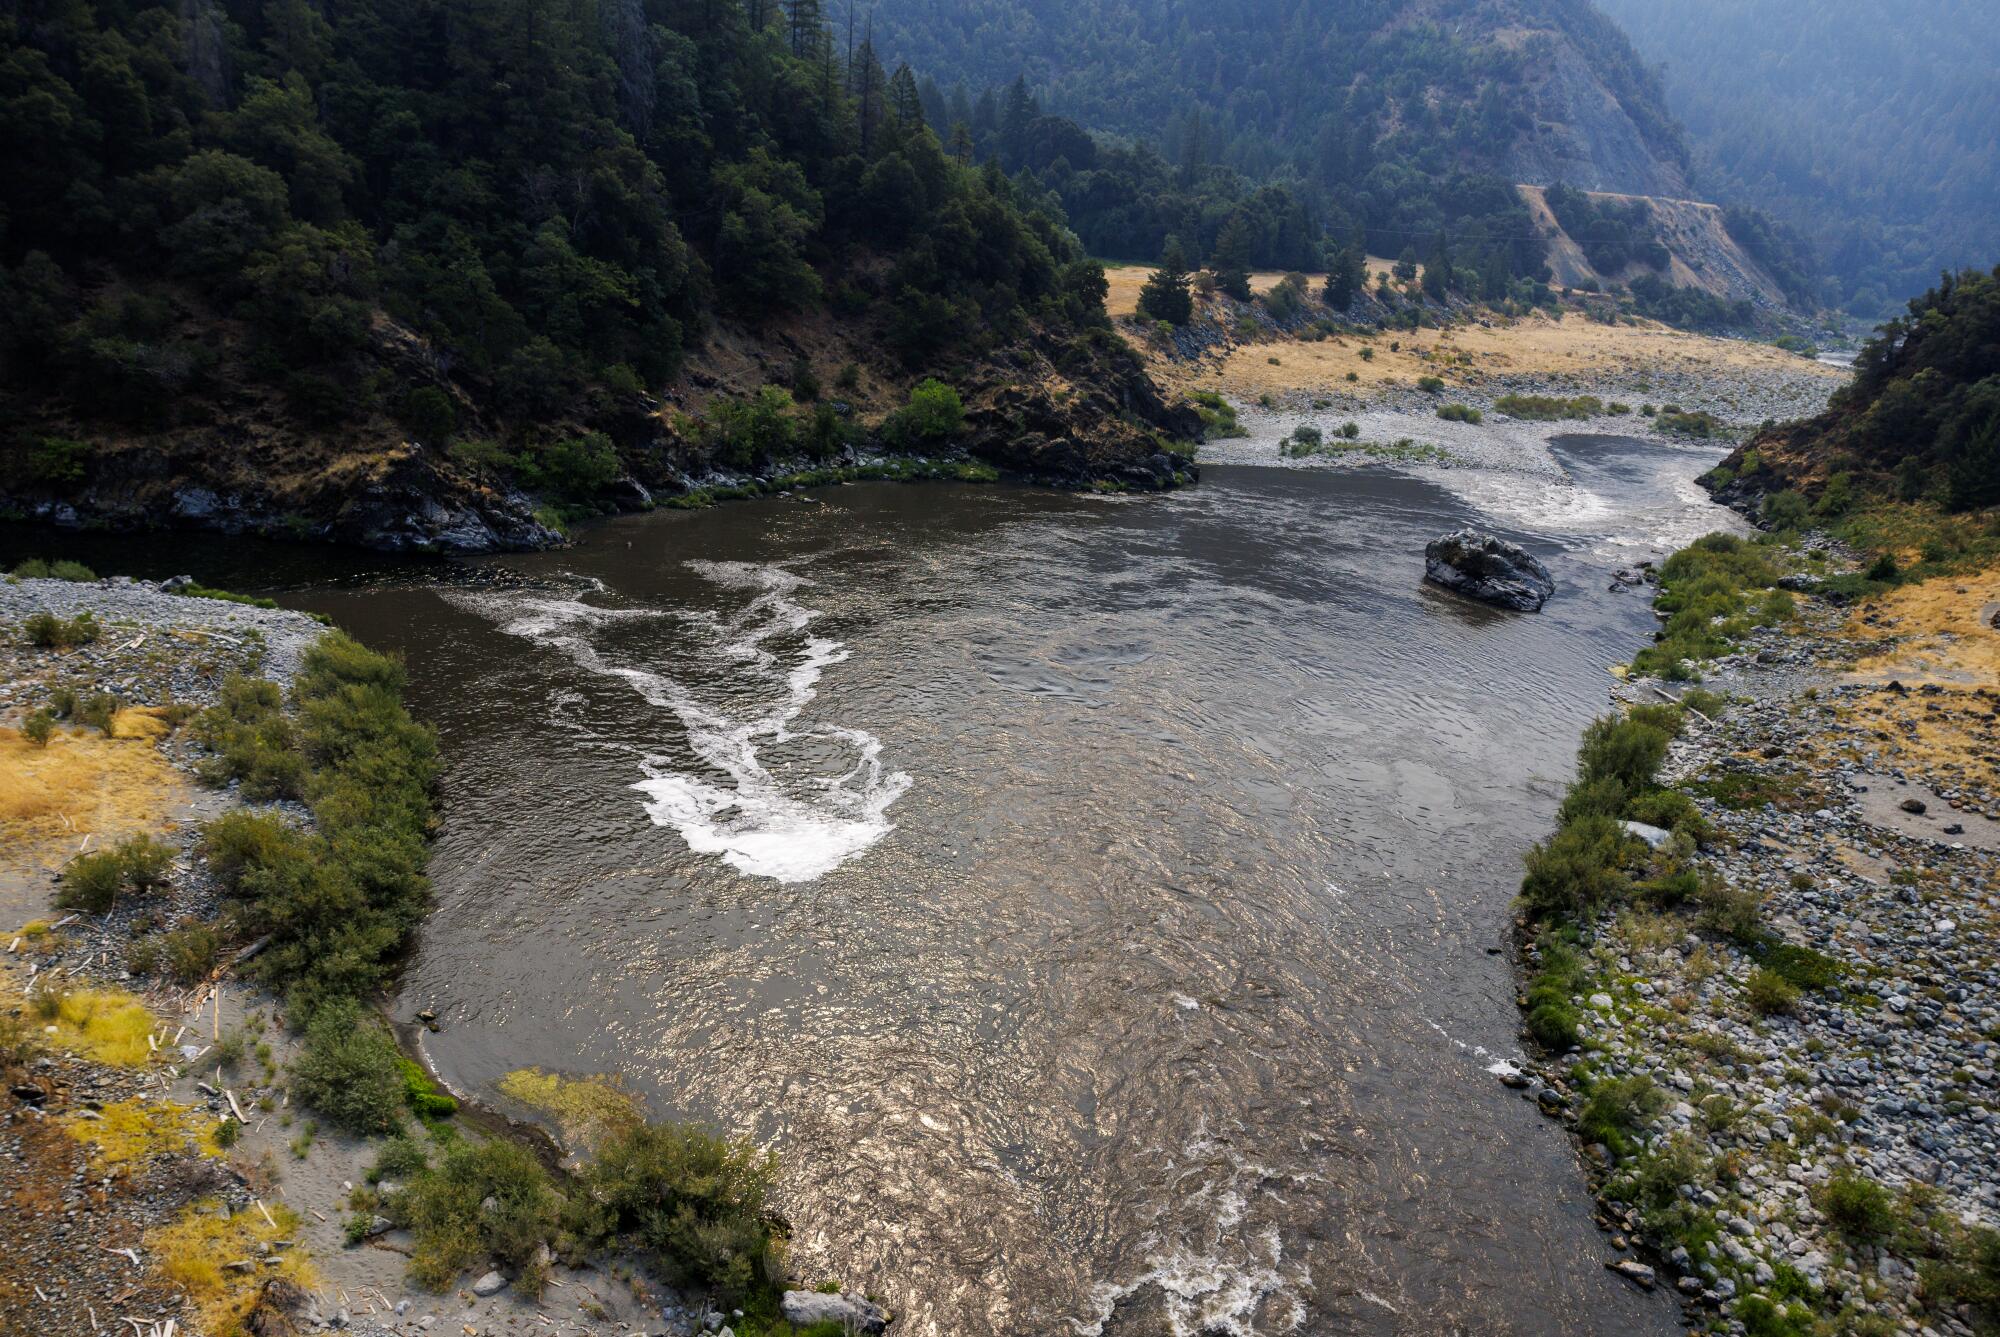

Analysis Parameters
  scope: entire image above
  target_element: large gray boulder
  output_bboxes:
[780,1289,890,1334]
[1424,529,1556,611]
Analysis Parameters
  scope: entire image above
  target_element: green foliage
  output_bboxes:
[1762,490,1811,530]
[79,692,118,735]
[369,1135,432,1184]
[24,611,99,649]
[1579,1074,1666,1155]
[572,1122,780,1303]
[1818,1170,1897,1240]
[1416,375,1445,394]
[160,924,222,984]
[1524,935,1588,1052]
[1189,390,1244,439]
[1520,814,1631,919]
[1654,407,1724,438]
[1495,394,1604,421]
[1630,533,1784,679]
[399,1058,459,1120]
[1435,402,1482,424]
[197,633,437,1016]
[1745,967,1801,1015]
[56,835,176,913]
[1544,183,1670,275]
[21,709,54,748]
[881,379,965,451]
[1137,238,1194,326]
[291,1000,406,1136]
[195,675,305,799]
[396,1140,561,1293]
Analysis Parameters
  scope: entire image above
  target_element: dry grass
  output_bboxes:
[64,1095,220,1167]
[497,1066,642,1152]
[1103,259,1416,319]
[148,1198,316,1335]
[0,722,187,857]
[1832,564,2000,793]
[35,986,160,1066]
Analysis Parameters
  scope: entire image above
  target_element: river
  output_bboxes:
[4,434,1740,1334]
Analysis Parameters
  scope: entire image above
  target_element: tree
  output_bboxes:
[1138,236,1194,325]
[1424,230,1454,299]
[1393,248,1419,283]
[888,65,924,128]
[1211,212,1253,300]
[1323,246,1365,309]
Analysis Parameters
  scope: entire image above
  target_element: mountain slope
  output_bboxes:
[1595,0,2000,315]
[869,0,1690,199]
[0,0,1194,550]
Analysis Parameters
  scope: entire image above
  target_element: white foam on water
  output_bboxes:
[449,564,909,883]
[1073,1123,1311,1336]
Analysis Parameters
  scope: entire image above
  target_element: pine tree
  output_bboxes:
[785,0,821,57]
[1423,230,1453,299]
[999,75,1037,169]
[1323,246,1365,309]
[948,121,974,165]
[1211,212,1253,300]
[1138,236,1195,326]
[888,64,924,128]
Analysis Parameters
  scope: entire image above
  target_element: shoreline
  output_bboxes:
[1503,513,2000,1333]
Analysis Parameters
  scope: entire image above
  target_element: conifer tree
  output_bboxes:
[1138,236,1195,325]
[1211,212,1254,300]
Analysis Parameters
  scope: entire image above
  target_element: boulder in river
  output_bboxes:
[1423,529,1556,611]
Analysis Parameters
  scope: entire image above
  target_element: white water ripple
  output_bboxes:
[449,561,909,882]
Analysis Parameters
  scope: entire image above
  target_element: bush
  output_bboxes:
[1520,814,1631,919]
[1579,1074,1665,1154]
[194,675,305,799]
[24,611,99,649]
[1745,967,1800,1016]
[369,1134,431,1184]
[398,386,458,445]
[397,1140,560,1293]
[1524,937,1588,1051]
[118,835,175,889]
[399,1058,458,1120]
[56,849,129,914]
[21,710,54,747]
[515,432,621,502]
[1866,553,1899,582]
[1494,394,1603,421]
[290,1000,406,1135]
[1416,375,1445,394]
[572,1122,780,1303]
[1577,714,1672,793]
[79,692,118,735]
[47,686,77,718]
[1624,789,1711,844]
[49,560,96,581]
[161,925,222,984]
[1762,491,1811,531]
[1697,877,1764,943]
[881,378,964,451]
[1436,402,1482,424]
[1818,1170,1896,1240]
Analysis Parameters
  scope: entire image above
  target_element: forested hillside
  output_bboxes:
[0,0,1192,547]
[866,0,1690,269]
[1597,0,2000,316]
[1716,267,2000,513]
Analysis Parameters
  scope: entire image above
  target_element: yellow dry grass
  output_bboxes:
[0,722,186,859]
[149,1198,316,1335]
[1103,259,1416,320]
[1201,310,1842,399]
[497,1066,642,1152]
[64,1095,220,1167]
[35,986,161,1066]
[1832,564,2000,793]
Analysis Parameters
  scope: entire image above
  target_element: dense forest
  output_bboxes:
[0,0,1144,512]
[865,0,1693,294]
[1598,0,2000,316]
[1727,267,2000,513]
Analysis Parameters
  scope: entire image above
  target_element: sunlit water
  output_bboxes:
[8,436,1740,1334]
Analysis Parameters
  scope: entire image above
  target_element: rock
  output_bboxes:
[780,1290,889,1335]
[1900,798,1928,814]
[159,574,195,593]
[1619,820,1673,850]
[1607,1259,1656,1290]
[1422,529,1556,611]
[471,1269,508,1297]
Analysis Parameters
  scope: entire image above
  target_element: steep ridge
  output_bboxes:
[1521,186,1790,309]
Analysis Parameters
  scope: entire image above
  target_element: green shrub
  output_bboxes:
[881,378,964,451]
[1521,814,1631,919]
[369,1134,431,1184]
[79,692,118,735]
[1818,1170,1896,1240]
[1436,402,1482,424]
[1755,942,1842,991]
[1339,421,1360,439]
[21,710,54,748]
[290,1000,407,1135]
[118,835,175,889]
[1524,937,1588,1051]
[24,611,99,649]
[56,849,129,913]
[1189,389,1245,439]
[1623,789,1711,844]
[399,386,458,444]
[1745,967,1801,1016]
[1866,552,1899,582]
[10,559,52,578]
[49,560,95,581]
[1577,714,1673,792]
[397,1140,560,1293]
[1416,375,1445,394]
[1762,490,1811,530]
[161,924,222,983]
[1579,1074,1665,1154]
[194,675,305,799]
[572,1122,780,1303]
[1654,408,1722,438]
[1494,394,1602,421]
[1697,876,1764,943]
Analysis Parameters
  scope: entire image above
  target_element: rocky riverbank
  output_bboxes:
[1508,537,2000,1335]
[0,572,738,1336]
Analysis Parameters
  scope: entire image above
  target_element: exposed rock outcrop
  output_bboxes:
[1424,530,1557,611]
[780,1289,890,1334]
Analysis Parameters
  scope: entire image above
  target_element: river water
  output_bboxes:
[5,435,1738,1334]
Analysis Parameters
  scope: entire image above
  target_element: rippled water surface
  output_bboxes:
[220,440,1736,1334]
